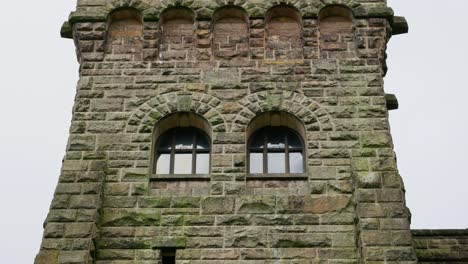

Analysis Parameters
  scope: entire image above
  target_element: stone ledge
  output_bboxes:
[385,93,399,110]
[412,229,468,236]
[150,174,211,181]
[392,16,409,35]
[246,174,309,180]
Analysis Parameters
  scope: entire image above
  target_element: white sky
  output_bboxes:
[0,0,466,263]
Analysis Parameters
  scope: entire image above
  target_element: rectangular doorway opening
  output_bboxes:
[161,248,176,264]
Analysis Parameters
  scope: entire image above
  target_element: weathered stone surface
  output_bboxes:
[37,3,424,264]
[201,197,234,214]
[152,236,187,249]
[101,209,161,226]
[303,195,351,214]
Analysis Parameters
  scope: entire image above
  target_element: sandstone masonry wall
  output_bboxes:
[412,229,468,264]
[36,1,416,264]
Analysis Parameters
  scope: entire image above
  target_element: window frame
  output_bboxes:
[247,126,306,175]
[153,127,211,175]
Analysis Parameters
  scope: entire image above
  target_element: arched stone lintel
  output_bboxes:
[233,91,334,133]
[126,92,228,134]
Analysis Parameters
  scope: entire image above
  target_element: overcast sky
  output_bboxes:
[0,0,466,263]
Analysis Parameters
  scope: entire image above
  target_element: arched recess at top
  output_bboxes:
[266,5,302,37]
[158,6,195,60]
[318,5,355,57]
[231,91,334,133]
[126,92,227,134]
[106,8,143,55]
[319,5,354,34]
[265,5,303,59]
[104,0,364,20]
[212,5,249,59]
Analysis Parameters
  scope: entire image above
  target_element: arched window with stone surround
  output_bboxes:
[319,5,354,56]
[247,112,306,175]
[265,5,303,59]
[212,6,249,59]
[159,7,195,60]
[152,113,211,175]
[106,8,143,56]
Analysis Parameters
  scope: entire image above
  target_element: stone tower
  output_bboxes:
[35,1,468,264]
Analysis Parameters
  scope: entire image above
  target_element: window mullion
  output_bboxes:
[263,132,268,174]
[192,132,197,174]
[285,133,290,174]
[169,132,176,174]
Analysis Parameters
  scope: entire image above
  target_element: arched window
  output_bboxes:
[154,127,210,175]
[248,126,305,174]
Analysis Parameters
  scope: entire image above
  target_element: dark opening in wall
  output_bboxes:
[161,249,176,264]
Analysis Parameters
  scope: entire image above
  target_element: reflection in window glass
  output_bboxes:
[155,127,211,175]
[250,133,264,149]
[267,131,285,149]
[268,153,286,173]
[156,154,171,174]
[158,134,172,150]
[289,152,304,173]
[248,126,305,174]
[174,154,192,174]
[197,133,210,149]
[196,154,210,174]
[288,133,302,148]
[250,153,263,173]
[175,130,193,149]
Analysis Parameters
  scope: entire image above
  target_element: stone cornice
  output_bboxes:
[60,1,408,39]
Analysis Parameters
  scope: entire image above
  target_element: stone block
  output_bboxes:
[101,209,161,226]
[152,236,187,249]
[68,135,96,151]
[271,233,332,248]
[64,223,94,238]
[236,196,275,214]
[303,195,351,214]
[57,251,89,264]
[201,197,235,215]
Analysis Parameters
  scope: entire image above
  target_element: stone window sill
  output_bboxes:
[246,173,308,180]
[150,174,211,181]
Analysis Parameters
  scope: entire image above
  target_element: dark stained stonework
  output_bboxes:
[36,1,466,264]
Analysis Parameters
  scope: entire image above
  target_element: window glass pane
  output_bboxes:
[174,154,192,174]
[288,133,303,148]
[155,154,171,174]
[158,133,172,150]
[249,153,263,173]
[250,133,264,149]
[196,153,210,174]
[289,152,304,173]
[268,152,286,173]
[267,130,285,149]
[175,129,193,150]
[196,132,210,150]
